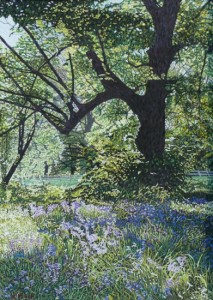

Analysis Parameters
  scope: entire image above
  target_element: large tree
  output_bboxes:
[0,0,211,159]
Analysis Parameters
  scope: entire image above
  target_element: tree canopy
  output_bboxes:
[0,0,212,160]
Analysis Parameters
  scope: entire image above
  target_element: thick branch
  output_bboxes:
[142,0,181,76]
[86,50,122,90]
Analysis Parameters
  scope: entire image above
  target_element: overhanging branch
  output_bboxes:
[22,25,69,91]
[0,36,65,101]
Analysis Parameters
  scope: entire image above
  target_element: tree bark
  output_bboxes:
[134,81,168,159]
[2,158,22,185]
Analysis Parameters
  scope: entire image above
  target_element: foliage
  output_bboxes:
[17,121,63,179]
[69,137,199,202]
[0,0,211,159]
[0,181,66,207]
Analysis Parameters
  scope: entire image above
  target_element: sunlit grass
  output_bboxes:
[18,174,82,188]
[0,206,42,257]
[171,201,213,216]
[78,204,110,219]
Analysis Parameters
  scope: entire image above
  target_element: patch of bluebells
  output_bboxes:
[8,233,43,256]
[0,268,35,299]
[29,198,211,263]
[29,203,46,218]
[45,243,57,257]
[1,197,211,299]
[47,203,59,214]
[71,200,84,212]
[186,197,208,205]
[29,201,70,218]
[43,262,61,283]
[60,214,122,257]
[60,200,71,213]
[55,284,67,299]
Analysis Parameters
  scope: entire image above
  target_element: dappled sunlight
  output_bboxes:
[0,206,43,257]
[171,199,213,216]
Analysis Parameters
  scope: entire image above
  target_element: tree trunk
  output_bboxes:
[1,116,37,186]
[133,80,168,159]
[2,158,21,185]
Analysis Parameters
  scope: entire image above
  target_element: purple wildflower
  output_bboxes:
[45,262,61,283]
[46,244,57,257]
[60,221,73,231]
[47,203,58,214]
[71,201,84,211]
[61,201,71,213]
[29,204,46,218]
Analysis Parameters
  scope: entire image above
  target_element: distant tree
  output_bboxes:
[55,132,87,175]
[0,110,38,186]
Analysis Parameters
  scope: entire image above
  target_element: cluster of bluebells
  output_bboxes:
[167,256,187,273]
[44,243,57,258]
[28,198,212,265]
[29,203,46,218]
[186,197,208,205]
[28,200,71,218]
[47,203,59,214]
[60,202,122,257]
[43,262,61,283]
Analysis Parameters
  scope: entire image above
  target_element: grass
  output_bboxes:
[188,175,213,190]
[17,174,82,188]
[0,192,212,300]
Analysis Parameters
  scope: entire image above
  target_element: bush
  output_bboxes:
[0,182,66,207]
[68,140,198,202]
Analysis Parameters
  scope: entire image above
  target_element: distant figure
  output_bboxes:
[44,161,49,176]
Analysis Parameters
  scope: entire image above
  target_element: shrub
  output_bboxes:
[68,140,198,202]
[0,181,66,207]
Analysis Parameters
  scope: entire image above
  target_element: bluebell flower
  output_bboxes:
[47,203,58,214]
[60,221,73,231]
[61,201,71,212]
[29,204,46,217]
[71,201,84,211]
[46,244,57,257]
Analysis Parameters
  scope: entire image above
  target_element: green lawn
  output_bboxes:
[17,175,82,188]
[189,175,213,189]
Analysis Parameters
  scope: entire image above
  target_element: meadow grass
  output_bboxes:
[0,192,212,300]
